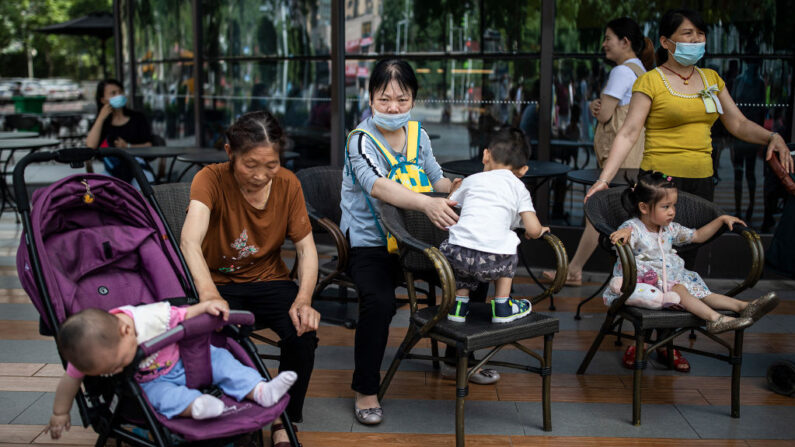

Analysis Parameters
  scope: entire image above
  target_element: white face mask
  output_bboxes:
[371,110,411,131]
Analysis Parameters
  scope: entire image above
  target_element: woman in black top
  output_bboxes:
[86,79,154,184]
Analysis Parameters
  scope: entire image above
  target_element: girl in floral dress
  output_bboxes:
[605,171,778,335]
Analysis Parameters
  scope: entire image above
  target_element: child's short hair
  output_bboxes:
[487,127,530,170]
[58,308,121,373]
[621,171,677,217]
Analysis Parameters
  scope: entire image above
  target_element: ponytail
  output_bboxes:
[640,37,655,70]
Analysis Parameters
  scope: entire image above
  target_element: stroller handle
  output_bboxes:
[139,311,256,357]
[13,147,154,213]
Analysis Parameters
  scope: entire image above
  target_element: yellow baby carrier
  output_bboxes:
[345,121,434,253]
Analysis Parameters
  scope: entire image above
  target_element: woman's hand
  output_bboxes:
[589,98,601,118]
[720,215,746,231]
[584,180,609,203]
[98,103,113,121]
[289,299,320,336]
[114,137,130,148]
[766,133,794,174]
[610,227,632,245]
[422,196,459,230]
[46,413,70,440]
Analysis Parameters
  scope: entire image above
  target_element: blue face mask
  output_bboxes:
[669,41,705,66]
[371,110,411,131]
[109,94,127,109]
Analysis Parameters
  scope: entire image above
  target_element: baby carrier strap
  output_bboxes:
[345,121,432,252]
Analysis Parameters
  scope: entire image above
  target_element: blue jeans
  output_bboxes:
[139,346,263,419]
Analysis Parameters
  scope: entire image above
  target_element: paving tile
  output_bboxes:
[678,404,795,439]
[0,341,60,364]
[10,392,80,426]
[0,391,43,424]
[0,303,40,320]
[517,401,698,437]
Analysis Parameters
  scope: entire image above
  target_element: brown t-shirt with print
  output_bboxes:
[189,162,312,284]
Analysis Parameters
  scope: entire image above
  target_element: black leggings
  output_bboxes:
[217,280,318,422]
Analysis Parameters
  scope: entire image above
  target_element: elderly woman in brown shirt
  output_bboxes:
[181,110,319,447]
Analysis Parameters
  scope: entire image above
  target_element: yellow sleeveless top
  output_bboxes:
[632,67,725,178]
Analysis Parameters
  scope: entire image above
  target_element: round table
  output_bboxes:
[442,159,571,184]
[566,168,636,187]
[175,150,300,181]
[0,131,38,139]
[0,138,61,215]
[125,146,209,182]
[531,139,593,169]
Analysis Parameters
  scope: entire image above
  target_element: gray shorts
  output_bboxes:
[439,239,518,290]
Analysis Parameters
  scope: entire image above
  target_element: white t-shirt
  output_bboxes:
[448,169,535,255]
[602,58,645,105]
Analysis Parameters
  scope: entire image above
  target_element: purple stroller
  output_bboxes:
[14,148,297,446]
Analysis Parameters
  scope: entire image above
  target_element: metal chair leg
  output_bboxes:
[731,329,744,418]
[632,326,646,426]
[378,325,421,401]
[543,333,553,431]
[455,354,468,447]
[575,273,612,320]
[577,314,615,374]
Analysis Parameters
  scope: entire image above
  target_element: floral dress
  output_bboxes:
[603,218,711,305]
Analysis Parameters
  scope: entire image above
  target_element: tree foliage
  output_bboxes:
[0,0,112,79]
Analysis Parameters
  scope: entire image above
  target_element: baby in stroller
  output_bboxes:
[47,300,297,439]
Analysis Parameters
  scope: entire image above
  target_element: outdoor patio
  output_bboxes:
[0,202,793,445]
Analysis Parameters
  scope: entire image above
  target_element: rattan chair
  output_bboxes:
[294,166,357,328]
[377,198,565,446]
[151,182,281,360]
[577,187,764,425]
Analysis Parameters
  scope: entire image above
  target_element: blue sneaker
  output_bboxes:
[447,298,470,322]
[491,298,531,323]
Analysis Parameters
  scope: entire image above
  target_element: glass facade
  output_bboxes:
[119,0,794,225]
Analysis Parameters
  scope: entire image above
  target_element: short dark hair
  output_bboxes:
[58,308,121,373]
[368,59,418,101]
[225,110,285,157]
[656,9,708,65]
[621,171,678,217]
[487,127,530,170]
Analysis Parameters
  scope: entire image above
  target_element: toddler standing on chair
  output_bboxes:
[440,127,549,324]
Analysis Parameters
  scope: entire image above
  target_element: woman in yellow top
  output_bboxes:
[585,8,793,373]
[587,8,793,202]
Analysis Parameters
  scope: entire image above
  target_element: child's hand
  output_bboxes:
[525,226,550,239]
[721,215,746,231]
[610,227,632,245]
[46,413,70,439]
[448,177,462,197]
[204,299,230,321]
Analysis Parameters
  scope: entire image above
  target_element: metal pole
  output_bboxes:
[126,0,138,109]
[192,0,204,147]
[330,0,345,167]
[536,0,555,221]
[113,0,124,81]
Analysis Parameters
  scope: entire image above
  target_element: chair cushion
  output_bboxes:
[411,303,558,352]
[620,307,735,330]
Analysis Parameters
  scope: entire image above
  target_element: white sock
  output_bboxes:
[190,394,225,420]
[252,371,297,408]
[494,296,509,303]
[456,296,469,302]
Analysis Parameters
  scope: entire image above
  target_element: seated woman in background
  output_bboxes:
[86,79,154,186]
